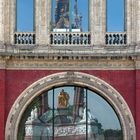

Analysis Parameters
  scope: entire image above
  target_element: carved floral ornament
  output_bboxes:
[5,72,136,140]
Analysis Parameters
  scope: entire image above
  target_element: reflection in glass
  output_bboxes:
[16,0,34,31]
[18,86,123,140]
[52,0,89,32]
[107,0,125,32]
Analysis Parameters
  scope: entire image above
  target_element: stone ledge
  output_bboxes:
[0,58,135,70]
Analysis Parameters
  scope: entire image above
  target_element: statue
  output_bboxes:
[55,0,70,29]
[58,89,69,108]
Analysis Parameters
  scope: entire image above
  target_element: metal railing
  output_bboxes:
[105,32,127,46]
[50,32,91,46]
[14,32,36,45]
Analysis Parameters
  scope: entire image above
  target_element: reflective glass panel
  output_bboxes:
[107,0,125,32]
[52,0,89,32]
[18,86,123,140]
[16,0,34,31]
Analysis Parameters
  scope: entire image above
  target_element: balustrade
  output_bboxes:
[13,32,127,47]
[14,32,35,45]
[50,32,91,46]
[105,32,127,46]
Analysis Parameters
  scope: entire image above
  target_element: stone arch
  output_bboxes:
[5,72,136,140]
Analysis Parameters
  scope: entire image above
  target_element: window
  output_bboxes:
[16,0,34,32]
[107,0,125,32]
[18,86,123,140]
[52,0,89,32]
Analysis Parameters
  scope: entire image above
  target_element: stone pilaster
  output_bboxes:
[35,0,50,45]
[4,0,10,44]
[136,1,140,46]
[99,0,106,45]
[91,0,106,46]
[126,0,137,45]
[10,0,16,45]
[89,0,94,46]
[0,0,4,43]
[35,0,41,45]
[46,0,51,46]
[4,0,16,45]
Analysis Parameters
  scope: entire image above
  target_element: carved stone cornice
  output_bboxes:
[3,44,140,70]
[0,58,6,69]
[135,60,140,69]
[5,58,135,70]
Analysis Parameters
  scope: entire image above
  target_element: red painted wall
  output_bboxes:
[0,69,138,140]
[0,70,6,140]
[136,70,140,139]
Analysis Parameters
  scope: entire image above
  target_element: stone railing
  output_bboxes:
[50,32,91,46]
[105,32,127,46]
[14,32,36,45]
[13,32,127,47]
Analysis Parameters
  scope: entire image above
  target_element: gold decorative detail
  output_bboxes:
[58,89,69,108]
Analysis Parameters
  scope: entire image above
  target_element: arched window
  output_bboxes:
[18,86,123,140]
[106,0,125,32]
[16,0,34,32]
[51,0,89,32]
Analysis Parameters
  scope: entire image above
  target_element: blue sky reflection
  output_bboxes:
[16,0,125,32]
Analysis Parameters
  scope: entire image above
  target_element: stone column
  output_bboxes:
[35,0,51,45]
[35,0,41,45]
[100,0,106,45]
[10,0,16,44]
[126,0,137,45]
[91,0,106,46]
[0,0,4,44]
[136,1,140,46]
[4,0,16,45]
[46,0,51,46]
[89,0,94,46]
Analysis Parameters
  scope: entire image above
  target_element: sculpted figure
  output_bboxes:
[55,0,70,28]
[58,89,69,108]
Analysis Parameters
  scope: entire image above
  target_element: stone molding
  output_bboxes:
[0,59,6,69]
[0,55,137,70]
[5,72,136,140]
[4,59,135,70]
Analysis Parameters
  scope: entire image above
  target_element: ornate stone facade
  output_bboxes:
[0,0,139,140]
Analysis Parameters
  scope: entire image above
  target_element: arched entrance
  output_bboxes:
[5,72,136,140]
